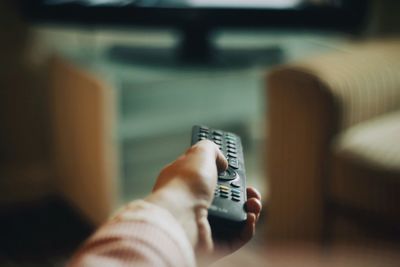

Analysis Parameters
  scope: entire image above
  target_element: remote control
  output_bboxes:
[191,125,247,239]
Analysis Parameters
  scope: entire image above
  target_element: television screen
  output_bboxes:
[40,0,345,9]
[22,0,365,30]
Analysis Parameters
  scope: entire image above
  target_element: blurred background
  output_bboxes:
[1,0,400,266]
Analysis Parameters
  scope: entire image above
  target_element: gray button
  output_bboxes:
[232,196,241,202]
[218,169,238,181]
[230,181,241,188]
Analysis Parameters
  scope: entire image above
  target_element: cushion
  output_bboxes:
[330,111,400,221]
[334,110,400,173]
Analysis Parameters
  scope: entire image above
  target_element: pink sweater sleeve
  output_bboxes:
[68,200,196,267]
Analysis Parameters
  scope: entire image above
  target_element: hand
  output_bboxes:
[195,186,262,266]
[147,140,262,263]
[210,187,262,259]
[147,140,227,249]
[152,140,228,206]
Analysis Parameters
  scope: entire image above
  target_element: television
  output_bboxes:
[20,0,368,63]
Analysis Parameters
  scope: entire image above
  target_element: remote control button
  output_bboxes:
[199,137,207,141]
[231,188,241,194]
[218,169,237,181]
[227,152,237,158]
[213,130,223,136]
[219,188,229,194]
[213,135,222,140]
[199,126,209,132]
[230,181,241,188]
[218,171,229,180]
[231,191,241,197]
[232,196,241,202]
[228,158,239,169]
[232,194,241,200]
[231,188,240,194]
[220,188,229,193]
[219,185,230,190]
[214,140,222,145]
[220,194,229,198]
[231,192,240,197]
[226,135,236,141]
[198,132,208,137]
[227,143,236,149]
[228,148,237,153]
[218,175,233,181]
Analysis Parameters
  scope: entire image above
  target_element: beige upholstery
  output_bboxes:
[50,57,118,225]
[330,110,400,225]
[334,110,400,172]
[0,55,118,226]
[266,39,400,242]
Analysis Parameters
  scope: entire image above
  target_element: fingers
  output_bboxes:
[239,212,256,244]
[246,199,262,223]
[189,140,228,172]
[246,198,262,215]
[210,188,262,257]
[246,187,261,201]
[241,187,262,243]
[246,187,262,222]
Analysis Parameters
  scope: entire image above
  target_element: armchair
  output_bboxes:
[265,39,400,242]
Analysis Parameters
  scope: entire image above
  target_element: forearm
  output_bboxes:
[68,199,196,267]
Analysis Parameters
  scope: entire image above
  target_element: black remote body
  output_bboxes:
[191,125,247,239]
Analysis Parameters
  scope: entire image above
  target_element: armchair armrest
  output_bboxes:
[49,56,118,226]
[265,39,400,241]
[291,40,400,130]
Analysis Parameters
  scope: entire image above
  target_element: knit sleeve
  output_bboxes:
[68,200,196,267]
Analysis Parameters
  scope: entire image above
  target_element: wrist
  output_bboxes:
[145,180,209,247]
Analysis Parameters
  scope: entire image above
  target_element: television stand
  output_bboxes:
[177,24,215,63]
